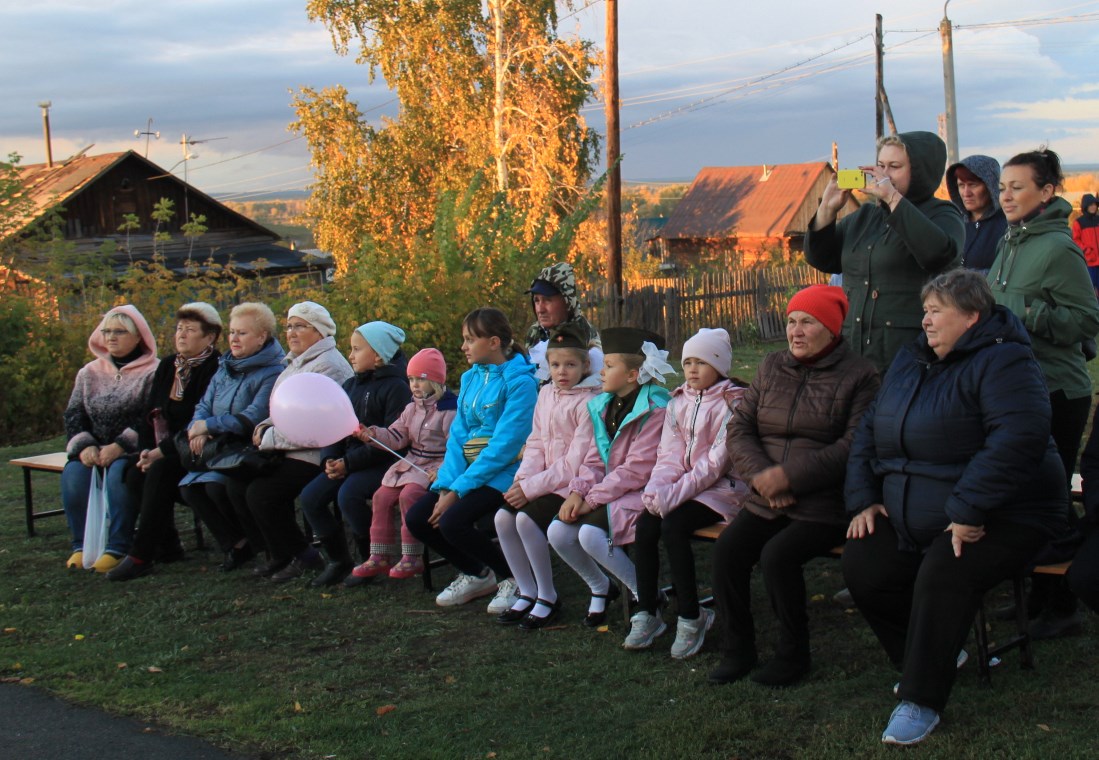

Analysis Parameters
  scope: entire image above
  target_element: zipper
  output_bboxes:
[685,392,702,462]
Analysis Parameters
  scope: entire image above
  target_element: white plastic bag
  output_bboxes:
[81,466,109,569]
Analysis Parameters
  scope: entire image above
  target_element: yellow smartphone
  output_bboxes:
[836,169,866,190]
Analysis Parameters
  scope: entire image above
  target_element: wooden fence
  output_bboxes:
[582,265,829,354]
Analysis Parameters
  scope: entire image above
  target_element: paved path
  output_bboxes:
[0,684,252,759]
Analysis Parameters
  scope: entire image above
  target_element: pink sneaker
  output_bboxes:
[388,555,425,579]
[351,555,394,579]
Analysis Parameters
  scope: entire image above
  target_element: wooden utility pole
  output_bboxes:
[875,15,884,141]
[940,0,960,166]
[605,0,623,322]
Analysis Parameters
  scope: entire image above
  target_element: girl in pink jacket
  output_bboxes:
[626,328,749,659]
[351,349,457,580]
[495,324,603,629]
[547,327,673,629]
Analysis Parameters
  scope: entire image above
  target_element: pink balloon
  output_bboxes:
[270,373,358,448]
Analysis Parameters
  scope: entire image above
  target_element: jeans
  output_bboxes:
[299,466,386,539]
[61,458,136,556]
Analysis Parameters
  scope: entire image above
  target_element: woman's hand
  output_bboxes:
[97,442,124,467]
[558,493,586,523]
[847,503,888,540]
[752,465,791,500]
[137,447,164,472]
[947,522,986,558]
[325,458,348,480]
[859,165,901,210]
[503,483,528,509]
[812,178,853,230]
[78,446,99,467]
[252,424,270,447]
[189,419,209,438]
[190,433,209,457]
[428,489,459,527]
[768,492,796,509]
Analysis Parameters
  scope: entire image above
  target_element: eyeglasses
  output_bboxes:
[286,322,315,333]
[100,329,131,338]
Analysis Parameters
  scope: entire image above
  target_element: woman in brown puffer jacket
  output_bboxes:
[709,285,880,687]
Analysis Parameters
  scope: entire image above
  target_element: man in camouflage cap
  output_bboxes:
[524,262,601,349]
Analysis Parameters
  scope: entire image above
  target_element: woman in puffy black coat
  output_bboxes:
[843,269,1068,747]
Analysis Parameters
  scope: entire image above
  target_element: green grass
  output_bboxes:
[2,342,1097,759]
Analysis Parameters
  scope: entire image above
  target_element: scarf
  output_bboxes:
[171,345,214,401]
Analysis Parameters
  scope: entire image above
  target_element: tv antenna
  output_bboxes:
[134,118,160,158]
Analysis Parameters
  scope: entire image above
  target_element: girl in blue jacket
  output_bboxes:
[406,308,538,612]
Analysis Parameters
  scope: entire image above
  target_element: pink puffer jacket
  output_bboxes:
[642,378,749,519]
[514,376,602,500]
[363,391,457,490]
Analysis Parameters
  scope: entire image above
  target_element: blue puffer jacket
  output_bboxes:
[433,352,538,498]
[188,338,286,438]
[845,305,1068,551]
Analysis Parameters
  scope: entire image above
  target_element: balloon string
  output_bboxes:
[361,430,432,476]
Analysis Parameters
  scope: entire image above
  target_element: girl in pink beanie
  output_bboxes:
[352,348,457,579]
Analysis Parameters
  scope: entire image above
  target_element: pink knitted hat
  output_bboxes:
[407,348,447,384]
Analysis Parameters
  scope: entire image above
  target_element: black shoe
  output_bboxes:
[519,599,562,631]
[156,542,187,564]
[252,557,290,578]
[750,658,809,687]
[1028,610,1084,640]
[268,552,324,583]
[583,584,621,628]
[310,560,354,588]
[220,544,256,572]
[708,653,758,685]
[106,556,153,582]
[496,595,536,625]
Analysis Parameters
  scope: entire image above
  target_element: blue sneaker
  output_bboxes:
[882,701,940,745]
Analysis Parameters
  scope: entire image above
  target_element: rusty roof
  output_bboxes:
[658,162,833,240]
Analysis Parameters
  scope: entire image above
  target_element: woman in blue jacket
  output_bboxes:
[179,303,285,571]
[406,308,538,612]
[842,269,1068,746]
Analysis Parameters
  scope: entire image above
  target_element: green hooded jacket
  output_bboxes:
[988,196,1099,398]
[805,131,965,372]
[524,262,601,349]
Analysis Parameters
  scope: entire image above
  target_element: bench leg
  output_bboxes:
[973,602,992,686]
[1013,575,1033,669]
[23,468,35,538]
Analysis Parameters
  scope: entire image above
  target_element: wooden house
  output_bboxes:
[650,162,860,267]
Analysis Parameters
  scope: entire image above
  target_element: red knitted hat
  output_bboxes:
[407,348,447,384]
[786,285,848,337]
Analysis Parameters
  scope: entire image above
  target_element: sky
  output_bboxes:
[4,0,1099,199]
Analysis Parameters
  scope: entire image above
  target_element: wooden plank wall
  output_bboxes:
[582,264,829,354]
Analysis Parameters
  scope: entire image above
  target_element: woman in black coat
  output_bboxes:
[108,303,222,581]
[843,269,1068,746]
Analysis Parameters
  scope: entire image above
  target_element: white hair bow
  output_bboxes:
[638,341,674,384]
[529,339,550,381]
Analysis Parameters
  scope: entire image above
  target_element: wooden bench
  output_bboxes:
[9,451,205,549]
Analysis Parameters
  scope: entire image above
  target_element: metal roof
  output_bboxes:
[658,162,834,240]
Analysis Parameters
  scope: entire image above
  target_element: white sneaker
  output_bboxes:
[486,578,519,614]
[623,611,667,650]
[670,607,715,660]
[436,572,497,607]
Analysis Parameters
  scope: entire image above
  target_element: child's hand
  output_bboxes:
[558,493,584,522]
[354,424,372,443]
[325,458,348,480]
[503,483,528,509]
[429,490,458,527]
[427,469,438,484]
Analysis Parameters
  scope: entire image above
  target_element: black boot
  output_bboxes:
[310,527,354,588]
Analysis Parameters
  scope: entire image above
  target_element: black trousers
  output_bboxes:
[1068,528,1099,613]
[231,458,320,564]
[634,501,722,620]
[843,515,1045,713]
[1049,390,1091,484]
[712,509,847,665]
[125,456,186,562]
[405,486,510,579]
[182,480,258,555]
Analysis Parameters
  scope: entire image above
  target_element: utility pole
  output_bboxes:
[605,0,623,322]
[875,15,884,141]
[940,1,960,166]
[38,101,53,168]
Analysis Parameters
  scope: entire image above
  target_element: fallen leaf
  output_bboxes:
[486,753,497,759]
[147,666,163,673]
[117,663,127,670]
[11,663,21,670]
[320,593,333,599]
[1038,724,1051,732]
[0,677,20,683]
[542,625,567,631]
[376,704,397,716]
[444,675,457,685]
[293,701,304,713]
[596,625,610,633]
[3,628,16,634]
[19,677,34,684]
[180,645,189,652]
[810,594,825,602]
[73,634,85,641]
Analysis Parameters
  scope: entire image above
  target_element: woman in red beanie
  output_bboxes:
[709,284,880,687]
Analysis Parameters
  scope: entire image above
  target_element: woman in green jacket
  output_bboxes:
[805,131,964,373]
[988,148,1099,483]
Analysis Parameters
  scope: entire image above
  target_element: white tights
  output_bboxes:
[495,509,557,616]
[547,520,637,613]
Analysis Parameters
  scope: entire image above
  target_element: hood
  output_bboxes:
[914,304,1031,363]
[1082,194,1098,218]
[87,304,158,372]
[946,155,1001,216]
[896,131,948,205]
[1007,196,1074,239]
[224,336,286,374]
[499,351,538,381]
[530,262,582,321]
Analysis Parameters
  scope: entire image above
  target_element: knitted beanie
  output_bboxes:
[681,327,732,378]
[177,302,222,330]
[786,285,848,336]
[407,348,447,384]
[355,321,406,362]
[287,301,337,338]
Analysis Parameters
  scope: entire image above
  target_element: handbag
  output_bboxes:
[174,429,281,476]
[81,466,109,569]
